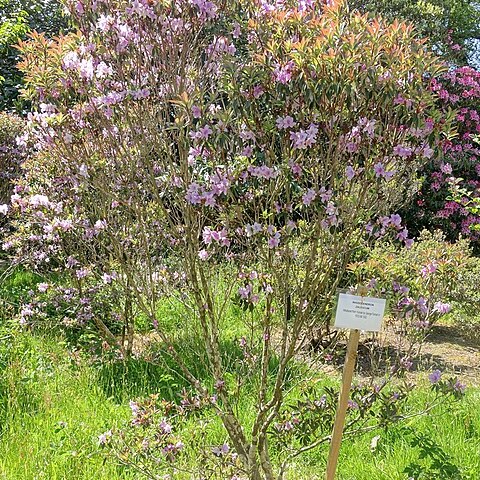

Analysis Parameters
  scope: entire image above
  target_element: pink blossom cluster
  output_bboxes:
[406,67,480,246]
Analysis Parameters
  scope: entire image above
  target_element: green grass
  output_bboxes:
[0,334,132,480]
[0,330,478,480]
[0,268,479,479]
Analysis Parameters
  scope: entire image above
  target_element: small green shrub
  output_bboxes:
[349,230,480,339]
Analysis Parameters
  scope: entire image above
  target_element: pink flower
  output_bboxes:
[440,163,453,174]
[273,61,294,84]
[268,232,281,248]
[276,116,296,130]
[198,249,209,260]
[302,188,316,206]
[253,85,264,98]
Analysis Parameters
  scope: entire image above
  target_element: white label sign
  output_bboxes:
[334,293,386,332]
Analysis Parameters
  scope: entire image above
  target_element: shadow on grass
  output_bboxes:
[402,427,464,480]
[96,335,288,403]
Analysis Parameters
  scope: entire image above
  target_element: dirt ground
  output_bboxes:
[412,324,480,385]
[311,322,480,386]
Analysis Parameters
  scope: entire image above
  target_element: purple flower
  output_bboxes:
[429,369,442,384]
[288,159,302,175]
[345,165,356,181]
[268,232,281,248]
[374,162,386,178]
[232,22,241,38]
[420,262,437,277]
[37,283,49,293]
[192,105,202,118]
[290,123,318,149]
[102,272,116,284]
[76,268,90,279]
[400,357,413,371]
[238,284,252,299]
[422,145,434,158]
[302,188,316,206]
[191,0,218,20]
[283,421,294,431]
[242,145,254,157]
[248,165,277,179]
[98,430,112,445]
[245,222,262,237]
[433,301,451,314]
[198,125,213,139]
[212,443,230,456]
[159,419,172,434]
[186,183,201,205]
[416,297,428,315]
[390,213,402,228]
[453,380,466,394]
[397,228,409,241]
[273,61,294,84]
[393,144,413,158]
[276,115,296,130]
[29,194,50,208]
[253,85,264,98]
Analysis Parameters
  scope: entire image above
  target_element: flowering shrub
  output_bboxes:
[348,230,480,355]
[100,374,465,479]
[402,67,480,249]
[2,0,457,477]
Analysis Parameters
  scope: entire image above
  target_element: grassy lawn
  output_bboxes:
[0,330,478,480]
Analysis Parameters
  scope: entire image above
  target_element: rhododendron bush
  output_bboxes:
[402,66,480,248]
[2,0,461,477]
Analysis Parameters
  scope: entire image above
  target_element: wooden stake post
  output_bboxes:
[325,288,386,480]
[325,328,360,480]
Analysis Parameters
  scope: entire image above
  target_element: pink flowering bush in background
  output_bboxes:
[1,0,466,477]
[402,66,480,249]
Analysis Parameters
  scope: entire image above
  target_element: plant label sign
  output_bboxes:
[334,293,386,332]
